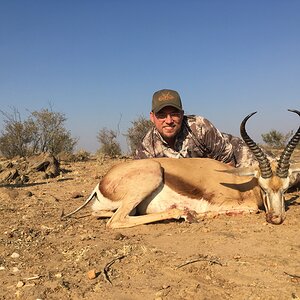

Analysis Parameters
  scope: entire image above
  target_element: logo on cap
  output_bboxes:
[157,91,175,102]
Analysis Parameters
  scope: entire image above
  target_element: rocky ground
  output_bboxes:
[0,153,299,300]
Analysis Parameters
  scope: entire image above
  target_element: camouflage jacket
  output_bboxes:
[135,115,255,167]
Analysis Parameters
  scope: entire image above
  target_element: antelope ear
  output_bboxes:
[216,167,258,177]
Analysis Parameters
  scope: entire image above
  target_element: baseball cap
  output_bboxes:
[152,89,183,113]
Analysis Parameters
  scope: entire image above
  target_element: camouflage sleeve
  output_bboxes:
[222,133,258,167]
[134,129,156,159]
[194,117,234,163]
[135,144,154,159]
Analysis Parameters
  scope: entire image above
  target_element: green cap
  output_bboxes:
[152,89,183,113]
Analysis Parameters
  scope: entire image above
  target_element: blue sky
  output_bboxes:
[0,0,299,153]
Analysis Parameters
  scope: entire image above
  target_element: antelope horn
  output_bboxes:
[276,109,300,178]
[240,112,272,178]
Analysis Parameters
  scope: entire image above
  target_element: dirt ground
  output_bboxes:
[0,157,299,300]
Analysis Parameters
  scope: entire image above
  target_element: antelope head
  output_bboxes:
[241,109,300,224]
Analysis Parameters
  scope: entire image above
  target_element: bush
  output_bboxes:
[125,115,153,155]
[261,130,293,149]
[29,108,77,154]
[0,107,77,158]
[73,149,91,161]
[97,128,121,157]
[0,108,36,157]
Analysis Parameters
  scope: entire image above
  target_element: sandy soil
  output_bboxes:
[0,157,299,300]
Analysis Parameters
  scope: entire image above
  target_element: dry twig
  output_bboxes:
[103,255,126,284]
[175,254,223,269]
[284,272,300,279]
[24,275,42,281]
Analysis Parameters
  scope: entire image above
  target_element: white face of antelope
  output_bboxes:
[258,176,290,225]
[240,109,299,224]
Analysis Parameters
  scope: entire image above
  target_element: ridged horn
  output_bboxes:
[240,112,272,178]
[276,109,300,178]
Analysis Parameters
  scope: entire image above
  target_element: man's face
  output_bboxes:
[150,106,184,142]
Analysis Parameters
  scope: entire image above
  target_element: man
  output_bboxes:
[135,89,254,167]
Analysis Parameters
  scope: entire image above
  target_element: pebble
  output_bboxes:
[12,267,20,273]
[155,291,164,298]
[11,252,20,259]
[87,269,97,280]
[233,255,241,260]
[16,281,24,288]
[71,192,83,199]
[113,233,126,240]
[25,191,33,197]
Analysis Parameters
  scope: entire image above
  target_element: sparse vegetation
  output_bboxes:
[97,128,122,157]
[261,130,293,149]
[0,106,77,158]
[125,115,153,155]
[74,149,91,161]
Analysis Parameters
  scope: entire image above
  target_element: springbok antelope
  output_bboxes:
[63,110,300,228]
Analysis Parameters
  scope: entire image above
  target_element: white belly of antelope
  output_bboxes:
[137,184,212,215]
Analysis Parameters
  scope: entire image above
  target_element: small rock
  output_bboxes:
[12,267,20,273]
[71,192,83,199]
[25,191,33,197]
[54,273,62,278]
[113,233,126,240]
[16,281,24,288]
[41,173,48,180]
[80,234,96,241]
[155,291,164,298]
[0,266,5,271]
[0,169,19,184]
[15,290,21,298]
[87,269,97,280]
[11,252,20,259]
[5,162,14,168]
